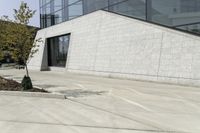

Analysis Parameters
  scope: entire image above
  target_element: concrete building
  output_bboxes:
[28,0,200,86]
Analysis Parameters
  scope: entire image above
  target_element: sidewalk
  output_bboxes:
[0,69,200,133]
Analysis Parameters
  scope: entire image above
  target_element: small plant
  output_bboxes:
[21,75,33,90]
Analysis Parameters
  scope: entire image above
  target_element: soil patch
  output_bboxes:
[0,76,48,93]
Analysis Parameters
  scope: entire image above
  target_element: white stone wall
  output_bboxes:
[28,10,200,86]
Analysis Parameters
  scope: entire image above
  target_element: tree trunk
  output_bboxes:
[25,63,29,77]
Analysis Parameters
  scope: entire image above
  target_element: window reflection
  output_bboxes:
[150,0,200,26]
[39,0,200,34]
[54,10,63,24]
[68,1,83,20]
[109,0,146,19]
[47,35,70,67]
[83,0,108,14]
[54,0,63,12]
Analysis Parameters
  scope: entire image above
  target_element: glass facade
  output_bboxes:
[47,34,70,67]
[40,0,200,34]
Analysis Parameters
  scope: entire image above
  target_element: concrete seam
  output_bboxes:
[157,32,164,78]
[93,13,104,71]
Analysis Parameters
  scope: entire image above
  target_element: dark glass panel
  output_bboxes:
[45,3,51,14]
[83,0,108,14]
[40,0,43,7]
[54,0,63,12]
[109,0,146,19]
[177,23,200,35]
[46,15,52,27]
[109,0,127,5]
[40,17,45,28]
[68,1,83,20]
[46,0,51,4]
[68,0,82,5]
[180,0,200,13]
[150,0,200,26]
[48,35,70,67]
[40,0,49,6]
[54,10,63,24]
[61,0,69,22]
[40,5,47,28]
[39,0,200,36]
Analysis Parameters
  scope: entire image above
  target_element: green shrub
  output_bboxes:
[21,75,33,90]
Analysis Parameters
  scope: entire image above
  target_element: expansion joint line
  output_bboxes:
[157,32,164,78]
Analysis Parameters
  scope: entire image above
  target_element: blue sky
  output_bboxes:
[0,0,40,27]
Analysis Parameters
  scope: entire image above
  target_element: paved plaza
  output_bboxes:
[0,69,200,133]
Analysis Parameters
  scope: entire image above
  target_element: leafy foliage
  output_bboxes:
[0,2,42,89]
[0,19,8,60]
[14,2,36,25]
[0,1,41,80]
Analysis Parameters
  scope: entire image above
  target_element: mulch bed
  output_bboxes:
[0,76,48,93]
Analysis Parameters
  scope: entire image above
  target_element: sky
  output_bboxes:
[0,0,40,27]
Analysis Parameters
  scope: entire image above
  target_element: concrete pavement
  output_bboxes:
[0,69,200,133]
[0,95,156,133]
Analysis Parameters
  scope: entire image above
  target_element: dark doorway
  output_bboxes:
[47,34,70,67]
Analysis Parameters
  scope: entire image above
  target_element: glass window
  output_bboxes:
[150,0,200,26]
[54,0,63,12]
[46,15,52,27]
[150,0,181,26]
[40,0,43,7]
[177,23,200,34]
[41,5,46,15]
[68,0,81,5]
[46,0,51,4]
[180,0,200,13]
[68,1,83,20]
[53,10,63,24]
[109,0,146,20]
[40,6,47,28]
[83,0,108,14]
[39,0,200,35]
[40,17,45,28]
[109,0,127,5]
[45,4,51,14]
[47,34,70,67]
[40,0,50,6]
